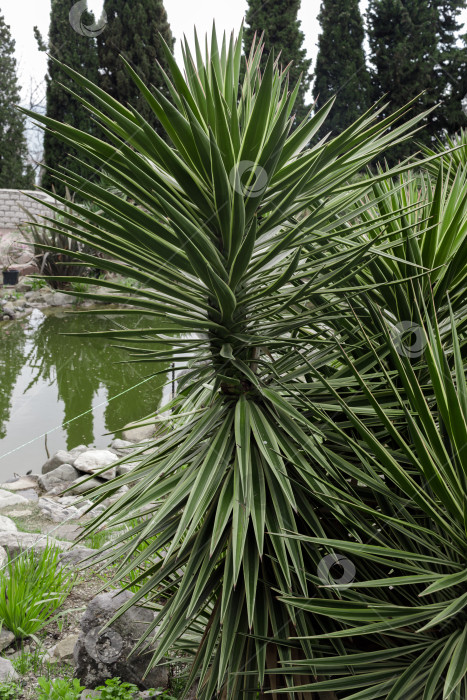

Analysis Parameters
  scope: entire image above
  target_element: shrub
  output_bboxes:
[0,681,22,700]
[0,544,74,638]
[37,677,86,700]
[94,678,155,699]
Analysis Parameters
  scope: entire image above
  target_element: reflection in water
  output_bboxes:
[0,310,170,478]
[0,322,27,440]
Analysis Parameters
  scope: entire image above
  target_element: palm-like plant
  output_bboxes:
[25,27,445,698]
[279,308,467,699]
[352,165,467,329]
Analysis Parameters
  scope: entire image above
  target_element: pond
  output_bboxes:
[0,309,171,481]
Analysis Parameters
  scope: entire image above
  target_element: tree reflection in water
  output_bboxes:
[0,321,27,440]
[1,310,170,452]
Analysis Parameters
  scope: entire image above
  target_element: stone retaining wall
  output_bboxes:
[0,189,55,232]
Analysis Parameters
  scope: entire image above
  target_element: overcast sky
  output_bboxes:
[2,0,467,110]
[1,0,348,108]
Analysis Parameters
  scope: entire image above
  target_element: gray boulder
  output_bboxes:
[0,546,7,568]
[74,450,118,480]
[74,590,169,690]
[121,420,156,443]
[53,634,80,664]
[0,515,18,532]
[0,628,15,652]
[69,445,88,459]
[42,450,76,474]
[0,489,28,509]
[0,531,70,557]
[110,439,134,454]
[38,497,81,523]
[0,477,38,492]
[0,658,18,682]
[59,546,98,566]
[39,464,81,492]
[69,476,104,496]
[51,291,75,306]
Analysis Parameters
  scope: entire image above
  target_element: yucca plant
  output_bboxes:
[277,305,467,699]
[24,27,445,698]
[349,163,467,330]
[422,129,467,176]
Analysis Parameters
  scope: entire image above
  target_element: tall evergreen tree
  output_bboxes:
[433,0,467,134]
[244,0,311,122]
[97,0,174,134]
[0,13,34,188]
[40,0,99,196]
[367,0,439,157]
[313,0,371,136]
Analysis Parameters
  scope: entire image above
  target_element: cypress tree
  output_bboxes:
[313,0,371,136]
[367,0,438,157]
[41,0,99,196]
[97,0,174,134]
[0,13,34,188]
[244,0,311,122]
[433,0,467,134]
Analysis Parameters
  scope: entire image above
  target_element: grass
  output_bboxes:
[0,544,75,638]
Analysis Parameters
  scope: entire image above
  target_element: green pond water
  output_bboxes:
[0,309,171,480]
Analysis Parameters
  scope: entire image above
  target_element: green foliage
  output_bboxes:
[41,0,99,196]
[97,0,174,136]
[279,309,467,697]
[12,645,46,675]
[432,0,467,135]
[0,544,74,638]
[0,12,34,188]
[313,0,371,136]
[24,191,103,290]
[244,0,311,122]
[0,681,21,700]
[24,24,444,698]
[367,0,467,160]
[95,678,157,699]
[367,0,438,159]
[37,677,86,700]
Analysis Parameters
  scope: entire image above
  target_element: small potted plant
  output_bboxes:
[1,263,19,287]
[1,238,31,286]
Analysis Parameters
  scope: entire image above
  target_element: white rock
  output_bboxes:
[38,497,81,523]
[7,508,32,517]
[0,477,38,492]
[121,420,156,442]
[39,464,81,492]
[0,489,28,509]
[0,532,71,557]
[69,476,104,495]
[51,291,75,306]
[0,515,18,532]
[68,445,88,458]
[110,439,135,453]
[42,450,76,474]
[0,628,15,652]
[0,546,7,568]
[74,450,117,480]
[0,658,18,682]
[52,634,79,663]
